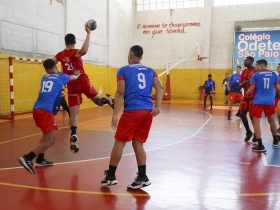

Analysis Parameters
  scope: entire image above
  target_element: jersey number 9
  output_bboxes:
[138,73,146,89]
[42,81,54,93]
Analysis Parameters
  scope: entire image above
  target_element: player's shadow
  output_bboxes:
[127,188,151,210]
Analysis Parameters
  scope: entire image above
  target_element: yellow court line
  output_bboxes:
[0,182,278,198]
[0,182,149,197]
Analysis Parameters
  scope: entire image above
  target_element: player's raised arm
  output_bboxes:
[75,25,91,57]
[111,80,125,129]
[151,77,163,117]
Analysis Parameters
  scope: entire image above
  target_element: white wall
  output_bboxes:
[0,0,134,66]
[0,0,65,56]
[133,0,280,70]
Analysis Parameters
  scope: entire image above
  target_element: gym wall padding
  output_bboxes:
[0,54,231,116]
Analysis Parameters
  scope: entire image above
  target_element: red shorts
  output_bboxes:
[239,97,253,112]
[67,74,98,106]
[250,104,276,118]
[204,93,213,97]
[115,110,153,143]
[229,92,243,103]
[33,109,58,134]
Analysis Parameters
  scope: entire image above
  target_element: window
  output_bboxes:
[214,0,280,6]
[136,0,204,11]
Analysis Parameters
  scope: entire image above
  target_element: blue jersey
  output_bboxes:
[204,80,215,94]
[250,70,278,105]
[230,74,242,93]
[117,63,157,112]
[33,73,71,113]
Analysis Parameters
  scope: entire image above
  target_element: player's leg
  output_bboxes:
[101,112,133,186]
[18,109,57,174]
[203,95,208,109]
[127,111,153,190]
[277,101,280,132]
[264,105,280,147]
[60,96,70,117]
[251,105,266,152]
[240,100,253,142]
[228,93,234,120]
[101,140,126,186]
[81,75,114,108]
[69,105,80,153]
[91,95,114,109]
[127,140,151,190]
[210,95,213,110]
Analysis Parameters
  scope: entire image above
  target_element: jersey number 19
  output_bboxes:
[42,81,54,93]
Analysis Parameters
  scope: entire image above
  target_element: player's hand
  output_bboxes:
[74,70,81,77]
[150,107,161,117]
[85,24,91,34]
[111,115,119,129]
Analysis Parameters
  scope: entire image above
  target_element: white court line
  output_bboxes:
[261,152,280,168]
[0,109,213,171]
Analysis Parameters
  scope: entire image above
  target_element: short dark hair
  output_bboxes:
[246,56,254,62]
[236,65,242,68]
[208,74,212,77]
[130,45,143,58]
[65,33,76,45]
[256,59,268,66]
[43,59,56,70]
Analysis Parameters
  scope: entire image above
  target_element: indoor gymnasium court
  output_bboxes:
[1,0,280,210]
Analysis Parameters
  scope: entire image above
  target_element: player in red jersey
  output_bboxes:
[53,25,114,153]
[239,56,256,142]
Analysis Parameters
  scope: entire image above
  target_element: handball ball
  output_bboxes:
[86,19,97,31]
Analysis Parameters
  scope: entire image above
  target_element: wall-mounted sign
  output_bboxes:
[50,0,64,5]
[136,22,200,38]
[234,30,280,70]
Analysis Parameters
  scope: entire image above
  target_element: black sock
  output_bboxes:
[108,165,117,176]
[25,151,36,161]
[241,116,251,134]
[203,98,206,107]
[228,111,231,117]
[257,139,263,147]
[138,165,146,177]
[36,153,45,162]
[70,126,77,136]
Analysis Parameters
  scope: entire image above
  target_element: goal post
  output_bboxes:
[0,56,45,120]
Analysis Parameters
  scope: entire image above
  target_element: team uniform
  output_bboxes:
[115,63,157,143]
[222,77,230,96]
[204,80,215,96]
[55,49,98,106]
[33,73,71,133]
[250,70,278,118]
[274,75,280,108]
[229,74,243,103]
[240,67,256,112]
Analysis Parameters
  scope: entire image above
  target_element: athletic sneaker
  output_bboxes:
[127,174,151,190]
[18,157,35,175]
[252,145,266,153]
[244,132,253,142]
[101,170,118,186]
[235,111,241,118]
[252,136,258,145]
[273,136,280,148]
[102,94,114,109]
[70,134,79,153]
[35,159,54,167]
